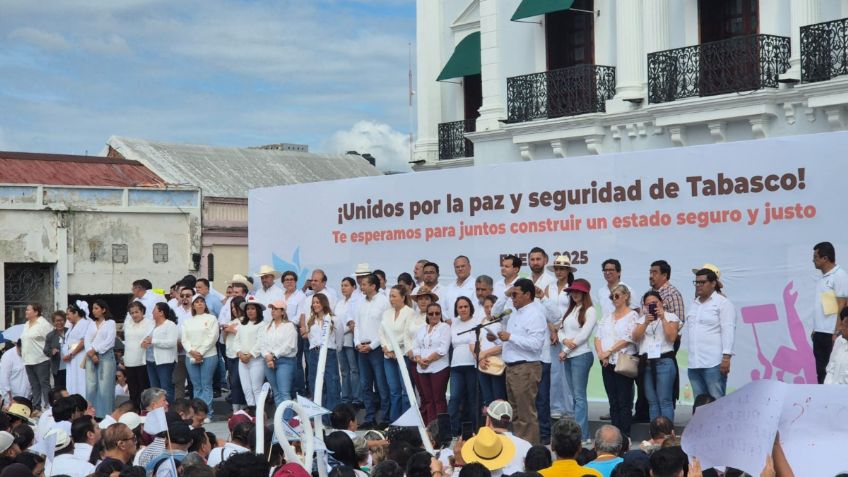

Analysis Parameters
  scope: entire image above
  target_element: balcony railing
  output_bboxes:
[647,34,790,104]
[801,18,848,83]
[438,119,476,160]
[506,64,616,123]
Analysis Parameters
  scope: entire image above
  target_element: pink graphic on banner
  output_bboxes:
[741,282,816,384]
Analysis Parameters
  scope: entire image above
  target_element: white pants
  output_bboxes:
[238,357,266,406]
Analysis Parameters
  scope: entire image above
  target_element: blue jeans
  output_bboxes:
[306,348,342,413]
[226,356,246,406]
[688,365,726,400]
[357,347,390,424]
[186,355,217,415]
[563,352,594,440]
[146,361,176,404]
[294,336,307,396]
[478,372,506,407]
[535,362,552,441]
[448,366,478,435]
[339,346,361,404]
[550,344,573,416]
[383,357,409,421]
[645,358,676,422]
[266,356,296,406]
[214,343,226,391]
[85,349,116,418]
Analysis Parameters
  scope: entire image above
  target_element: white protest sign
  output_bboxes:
[777,384,848,476]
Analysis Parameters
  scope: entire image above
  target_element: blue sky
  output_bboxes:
[0,0,415,171]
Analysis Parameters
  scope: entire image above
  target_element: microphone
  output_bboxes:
[492,309,512,320]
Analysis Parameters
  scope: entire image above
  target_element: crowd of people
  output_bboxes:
[0,240,845,477]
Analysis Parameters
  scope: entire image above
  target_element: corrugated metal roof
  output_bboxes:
[0,151,165,187]
[106,136,382,198]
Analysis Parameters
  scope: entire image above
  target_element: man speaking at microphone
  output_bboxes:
[495,278,548,445]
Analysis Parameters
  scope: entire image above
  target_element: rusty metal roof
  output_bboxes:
[0,151,166,188]
[105,136,382,198]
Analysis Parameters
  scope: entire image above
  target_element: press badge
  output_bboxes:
[648,342,661,359]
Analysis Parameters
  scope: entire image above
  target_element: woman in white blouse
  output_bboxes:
[281,271,307,396]
[557,279,597,442]
[632,291,680,422]
[405,287,434,403]
[379,285,415,422]
[594,284,639,437]
[260,300,298,406]
[412,303,450,425]
[223,296,247,412]
[123,301,154,408]
[21,302,53,411]
[141,302,179,403]
[63,301,91,396]
[476,295,506,407]
[306,293,343,412]
[334,277,362,407]
[84,299,118,418]
[236,299,266,407]
[448,296,482,435]
[182,295,220,418]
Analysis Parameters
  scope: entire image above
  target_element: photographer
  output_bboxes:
[632,291,680,422]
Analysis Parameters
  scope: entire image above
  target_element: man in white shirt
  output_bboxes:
[528,247,558,444]
[46,428,95,477]
[812,241,848,383]
[131,279,165,321]
[473,275,494,319]
[0,343,31,404]
[413,259,428,288]
[71,415,101,463]
[685,268,735,399]
[419,263,445,313]
[497,278,546,445]
[444,256,476,320]
[493,255,521,299]
[354,274,391,428]
[485,400,532,477]
[305,269,339,309]
[253,265,284,321]
[598,259,634,317]
[173,286,194,400]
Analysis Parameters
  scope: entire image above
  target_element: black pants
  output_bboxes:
[53,369,66,389]
[125,365,150,409]
[601,363,634,437]
[813,331,834,384]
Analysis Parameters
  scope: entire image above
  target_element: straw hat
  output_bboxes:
[229,274,251,287]
[412,286,438,301]
[460,427,515,471]
[692,263,721,279]
[43,428,72,451]
[5,402,34,424]
[354,263,372,276]
[547,254,577,273]
[256,264,280,278]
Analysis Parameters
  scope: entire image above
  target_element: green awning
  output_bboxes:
[436,32,481,81]
[511,0,575,21]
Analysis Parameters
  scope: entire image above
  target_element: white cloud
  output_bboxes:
[8,27,70,51]
[325,121,411,173]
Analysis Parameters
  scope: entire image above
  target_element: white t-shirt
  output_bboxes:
[814,265,848,333]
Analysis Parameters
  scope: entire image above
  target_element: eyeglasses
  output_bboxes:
[693,280,708,286]
[427,312,441,316]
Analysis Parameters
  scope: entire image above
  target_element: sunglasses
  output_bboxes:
[427,312,441,316]
[609,293,622,300]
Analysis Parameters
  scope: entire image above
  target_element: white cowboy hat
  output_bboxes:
[354,263,372,277]
[546,254,578,273]
[256,264,280,278]
[228,274,251,287]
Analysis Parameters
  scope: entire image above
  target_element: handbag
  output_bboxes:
[478,356,506,376]
[614,352,639,378]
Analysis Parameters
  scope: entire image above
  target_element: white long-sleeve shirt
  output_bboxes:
[413,323,451,373]
[685,292,736,368]
[139,290,166,320]
[334,295,363,347]
[404,313,426,357]
[444,278,475,321]
[149,320,179,365]
[354,293,389,349]
[0,346,31,402]
[501,301,547,364]
[181,313,219,358]
[451,315,483,367]
[307,314,344,350]
[84,320,116,354]
[254,285,285,322]
[258,320,298,358]
[21,317,52,365]
[557,305,597,358]
[123,317,154,367]
[233,321,263,358]
[379,306,415,355]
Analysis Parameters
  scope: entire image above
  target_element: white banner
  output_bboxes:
[250,131,847,395]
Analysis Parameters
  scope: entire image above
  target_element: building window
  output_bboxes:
[545,0,594,71]
[112,244,128,264]
[153,243,169,263]
[699,0,759,43]
[464,74,482,120]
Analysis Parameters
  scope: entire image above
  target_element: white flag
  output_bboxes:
[43,432,56,463]
[144,407,168,435]
[296,395,330,418]
[391,407,423,428]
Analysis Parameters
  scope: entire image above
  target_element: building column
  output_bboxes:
[413,0,443,164]
[782,0,820,81]
[476,0,506,132]
[0,262,5,329]
[643,0,670,56]
[613,0,645,100]
[56,212,69,312]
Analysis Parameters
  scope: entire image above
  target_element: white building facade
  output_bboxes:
[414,0,848,170]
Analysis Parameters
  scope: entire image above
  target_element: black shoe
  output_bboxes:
[600,413,611,421]
[213,389,222,398]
